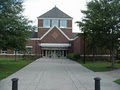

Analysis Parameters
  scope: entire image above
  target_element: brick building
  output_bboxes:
[0,7,83,58]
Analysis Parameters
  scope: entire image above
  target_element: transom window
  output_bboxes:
[43,19,50,28]
[52,19,59,27]
[60,20,67,28]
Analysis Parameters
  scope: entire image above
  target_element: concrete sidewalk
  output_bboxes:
[0,58,120,90]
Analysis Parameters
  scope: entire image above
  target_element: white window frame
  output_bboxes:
[52,19,59,27]
[43,19,50,28]
[60,20,67,28]
[1,50,7,54]
[14,50,20,54]
[26,47,32,54]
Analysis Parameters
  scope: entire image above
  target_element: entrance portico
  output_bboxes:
[39,43,70,58]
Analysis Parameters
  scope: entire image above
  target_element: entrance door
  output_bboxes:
[42,50,68,58]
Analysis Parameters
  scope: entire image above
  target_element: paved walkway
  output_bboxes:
[0,58,120,90]
[101,68,120,79]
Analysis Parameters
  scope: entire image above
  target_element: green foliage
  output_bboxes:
[114,79,120,85]
[0,0,34,50]
[0,58,33,80]
[22,55,38,60]
[68,53,74,60]
[77,0,120,52]
[68,53,80,60]
[76,0,120,66]
[81,61,120,72]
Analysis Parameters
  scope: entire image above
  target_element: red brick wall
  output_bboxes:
[67,20,72,27]
[38,28,48,38]
[26,40,39,54]
[73,37,82,54]
[38,19,43,27]
[41,27,69,43]
[62,29,72,38]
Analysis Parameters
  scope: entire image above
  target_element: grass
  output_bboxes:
[81,61,120,72]
[114,79,120,85]
[0,58,34,80]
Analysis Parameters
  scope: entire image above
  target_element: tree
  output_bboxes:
[77,0,120,67]
[0,0,33,52]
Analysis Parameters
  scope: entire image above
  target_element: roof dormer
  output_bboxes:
[38,6,72,19]
[38,7,72,29]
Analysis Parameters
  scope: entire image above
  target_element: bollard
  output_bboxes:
[94,77,101,90]
[11,78,19,90]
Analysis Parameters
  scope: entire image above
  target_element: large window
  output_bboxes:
[14,49,20,54]
[60,20,67,28]
[26,47,32,54]
[43,19,50,28]
[43,19,67,28]
[52,19,59,27]
[1,49,7,54]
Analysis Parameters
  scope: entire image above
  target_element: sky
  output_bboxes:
[23,0,90,32]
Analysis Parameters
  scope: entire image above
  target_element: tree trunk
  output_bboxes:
[83,32,86,64]
[109,49,112,61]
[93,48,95,61]
[111,52,115,68]
[111,30,115,68]
[15,50,17,61]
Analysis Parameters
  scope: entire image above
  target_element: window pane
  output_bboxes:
[26,48,32,54]
[14,50,20,54]
[43,19,50,28]
[60,20,67,28]
[52,19,59,27]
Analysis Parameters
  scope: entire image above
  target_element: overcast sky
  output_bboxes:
[23,0,90,32]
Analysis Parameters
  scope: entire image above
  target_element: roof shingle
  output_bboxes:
[38,6,72,19]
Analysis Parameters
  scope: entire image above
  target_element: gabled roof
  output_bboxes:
[40,26,71,40]
[38,6,72,19]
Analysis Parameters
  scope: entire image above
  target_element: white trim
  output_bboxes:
[29,38,40,40]
[39,43,71,47]
[38,27,72,29]
[14,50,20,54]
[70,36,79,41]
[0,54,35,56]
[80,55,111,57]
[40,26,71,40]
[26,46,33,48]
[1,50,7,54]
[37,18,73,20]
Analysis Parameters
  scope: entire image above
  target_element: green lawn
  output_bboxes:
[81,61,120,72]
[0,58,34,80]
[114,79,120,85]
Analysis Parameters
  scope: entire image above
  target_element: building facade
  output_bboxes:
[0,7,83,58]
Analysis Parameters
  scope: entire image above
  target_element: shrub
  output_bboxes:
[22,54,37,60]
[74,53,81,60]
[68,53,74,60]
[68,53,80,60]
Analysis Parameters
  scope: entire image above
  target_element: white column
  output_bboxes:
[63,50,65,57]
[50,50,52,57]
[45,50,47,57]
[65,50,67,57]
[41,50,43,57]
